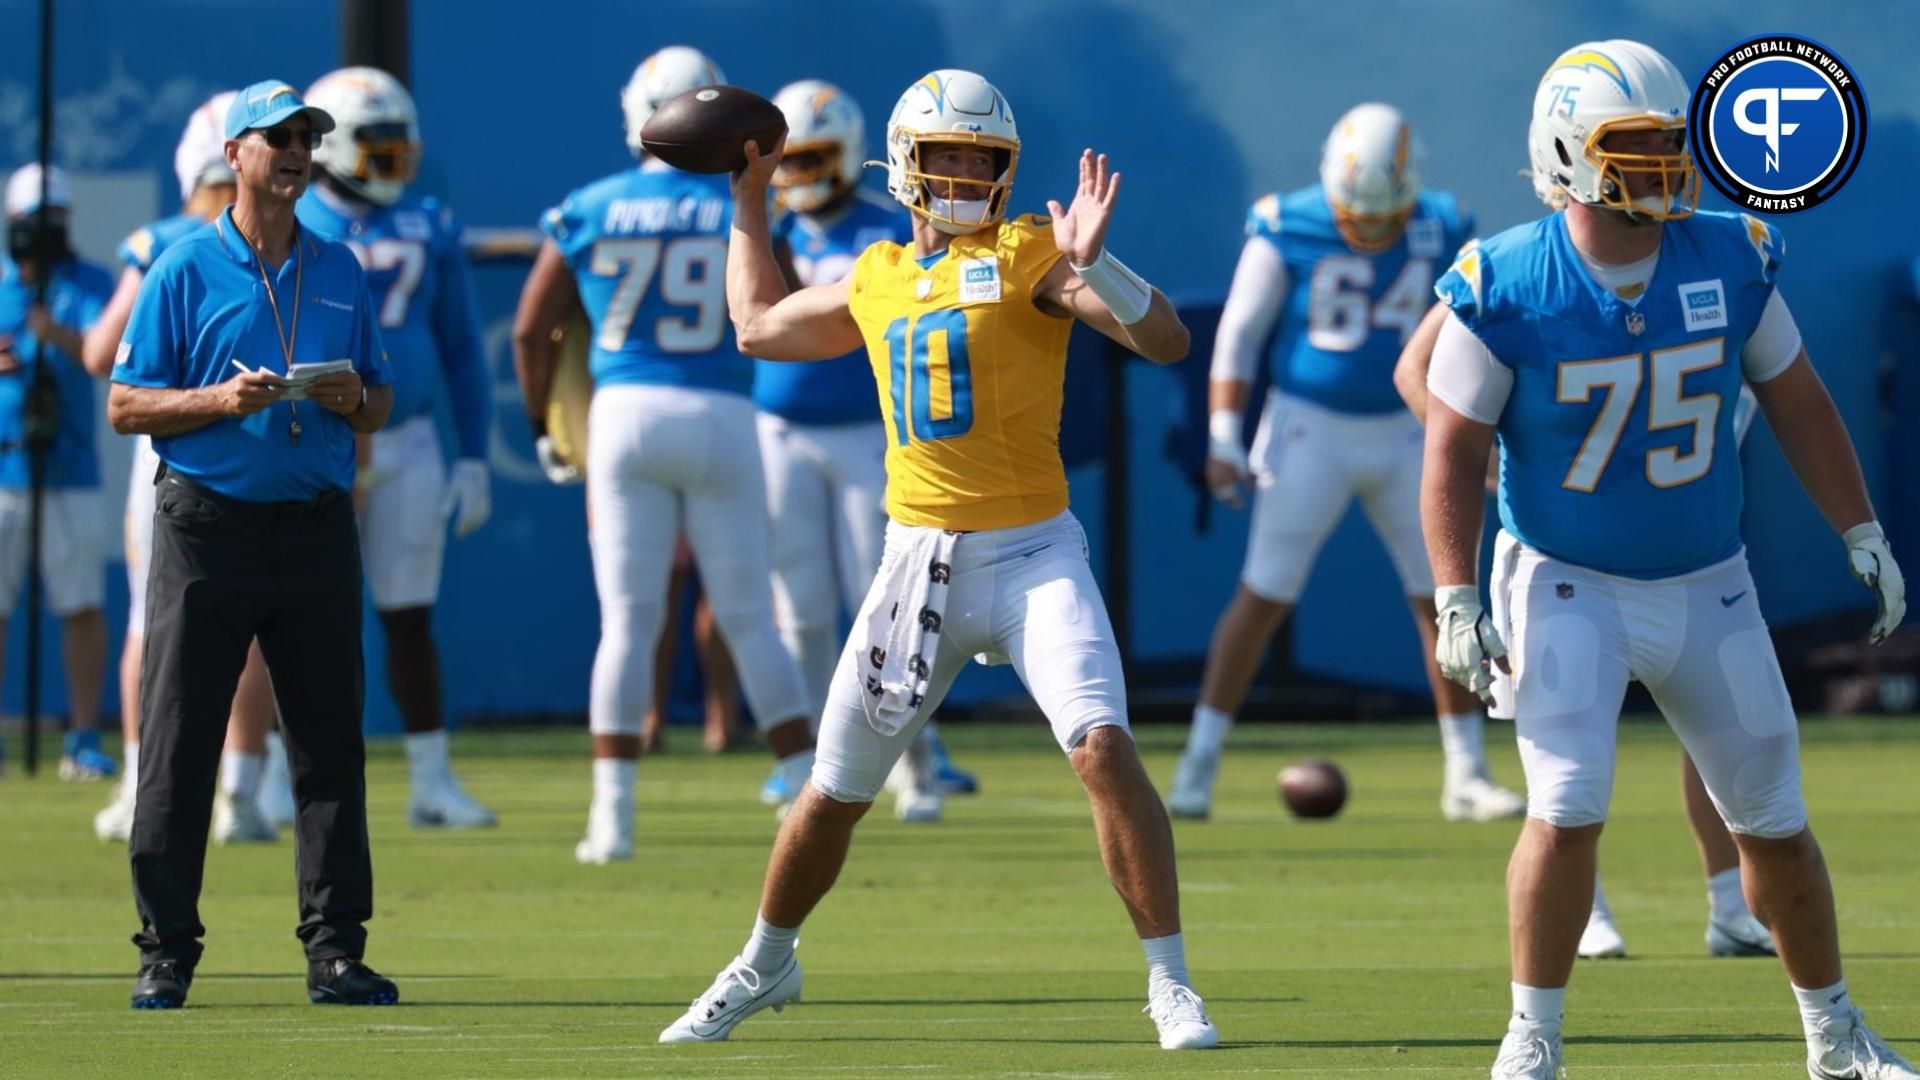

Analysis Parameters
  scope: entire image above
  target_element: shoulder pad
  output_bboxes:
[1245,193,1281,238]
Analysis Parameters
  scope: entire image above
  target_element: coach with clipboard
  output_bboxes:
[107,80,397,1010]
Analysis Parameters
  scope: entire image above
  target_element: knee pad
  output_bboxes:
[1714,739,1808,839]
[1516,735,1612,828]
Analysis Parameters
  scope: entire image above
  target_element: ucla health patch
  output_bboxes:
[1677,279,1728,331]
[1689,34,1867,214]
[958,256,1001,303]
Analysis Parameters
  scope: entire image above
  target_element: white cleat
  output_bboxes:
[894,789,944,823]
[1167,752,1218,820]
[1809,1011,1920,1079]
[409,775,498,829]
[1492,1023,1566,1079]
[94,782,136,843]
[659,955,802,1044]
[259,738,296,829]
[1707,910,1776,957]
[1145,983,1219,1049]
[1577,908,1628,959]
[1442,776,1528,822]
[212,791,278,845]
[574,801,633,864]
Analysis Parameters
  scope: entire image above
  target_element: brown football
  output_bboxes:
[1278,758,1348,820]
[639,85,786,174]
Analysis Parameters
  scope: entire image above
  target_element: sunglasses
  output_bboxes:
[249,126,322,151]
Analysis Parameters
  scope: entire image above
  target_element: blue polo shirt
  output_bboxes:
[112,206,392,502]
[0,254,113,489]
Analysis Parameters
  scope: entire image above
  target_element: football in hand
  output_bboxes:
[1278,758,1348,820]
[640,85,786,174]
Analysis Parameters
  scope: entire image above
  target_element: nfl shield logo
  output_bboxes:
[1625,311,1646,336]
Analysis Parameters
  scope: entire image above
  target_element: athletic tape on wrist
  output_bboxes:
[1071,248,1154,325]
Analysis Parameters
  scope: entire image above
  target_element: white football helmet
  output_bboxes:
[1319,103,1424,252]
[307,67,420,206]
[883,70,1018,235]
[621,46,725,158]
[1528,40,1697,220]
[174,90,236,203]
[771,80,863,213]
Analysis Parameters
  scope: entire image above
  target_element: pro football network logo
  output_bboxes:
[1689,35,1866,214]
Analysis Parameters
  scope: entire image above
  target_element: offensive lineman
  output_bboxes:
[1421,40,1915,1079]
[1168,104,1525,824]
[512,46,817,862]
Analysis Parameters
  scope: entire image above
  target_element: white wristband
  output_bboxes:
[1071,247,1154,325]
[1842,521,1885,547]
[1207,408,1242,449]
[1434,584,1480,613]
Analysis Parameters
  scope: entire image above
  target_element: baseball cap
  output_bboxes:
[225,79,336,139]
[3,163,71,218]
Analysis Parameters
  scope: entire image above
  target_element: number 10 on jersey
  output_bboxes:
[885,310,974,445]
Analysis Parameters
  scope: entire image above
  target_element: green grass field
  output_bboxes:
[2,717,1916,1077]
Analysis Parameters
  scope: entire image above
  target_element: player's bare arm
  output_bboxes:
[510,240,579,423]
[1749,350,1875,534]
[726,138,863,361]
[82,267,144,377]
[1035,150,1188,364]
[1421,398,1494,590]
[1394,302,1448,423]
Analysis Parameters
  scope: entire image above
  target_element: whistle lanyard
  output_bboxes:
[222,217,305,444]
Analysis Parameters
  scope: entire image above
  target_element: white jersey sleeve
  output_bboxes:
[1741,288,1802,383]
[1209,237,1289,384]
[1426,311,1512,424]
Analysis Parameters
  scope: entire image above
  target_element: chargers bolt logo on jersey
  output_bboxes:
[1689,34,1867,214]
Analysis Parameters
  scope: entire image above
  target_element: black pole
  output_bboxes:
[21,0,54,777]
[340,0,410,85]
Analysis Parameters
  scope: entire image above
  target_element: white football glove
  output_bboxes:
[1206,408,1251,506]
[1434,584,1506,699]
[535,435,582,486]
[1843,521,1906,645]
[440,458,492,538]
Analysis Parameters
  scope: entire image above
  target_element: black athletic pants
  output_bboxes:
[129,468,371,968]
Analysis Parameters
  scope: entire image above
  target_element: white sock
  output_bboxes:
[778,750,815,799]
[1793,979,1853,1038]
[1511,982,1565,1032]
[1142,932,1191,996]
[1187,706,1232,759]
[219,750,264,799]
[1589,877,1614,921]
[1438,712,1486,783]
[592,757,636,808]
[122,741,140,790]
[1707,866,1749,923]
[743,913,799,975]
[405,730,451,787]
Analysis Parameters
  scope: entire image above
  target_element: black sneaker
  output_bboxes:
[131,960,193,1009]
[306,958,399,1005]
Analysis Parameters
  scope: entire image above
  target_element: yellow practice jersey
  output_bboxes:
[847,214,1072,531]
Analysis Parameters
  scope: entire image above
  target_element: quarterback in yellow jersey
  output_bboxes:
[659,70,1218,1051]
